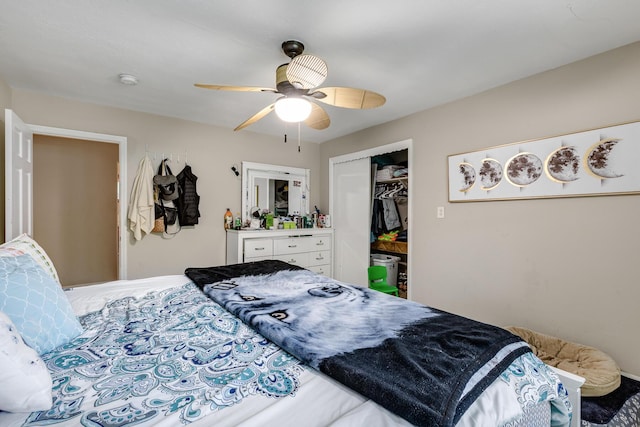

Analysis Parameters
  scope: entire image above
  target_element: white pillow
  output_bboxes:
[0,311,53,412]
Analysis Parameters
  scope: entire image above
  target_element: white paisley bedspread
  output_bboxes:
[21,282,304,427]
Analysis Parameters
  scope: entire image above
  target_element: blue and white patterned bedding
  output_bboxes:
[22,283,303,426]
[502,352,573,424]
[3,269,573,427]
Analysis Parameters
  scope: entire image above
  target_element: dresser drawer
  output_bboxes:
[307,235,331,251]
[273,237,310,255]
[273,235,332,255]
[307,250,331,267]
[307,264,331,276]
[273,253,309,267]
[244,239,273,258]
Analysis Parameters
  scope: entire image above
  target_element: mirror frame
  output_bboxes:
[241,161,310,223]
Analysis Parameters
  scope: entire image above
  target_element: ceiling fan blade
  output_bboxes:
[305,102,330,130]
[194,83,276,93]
[311,87,386,109]
[234,103,275,131]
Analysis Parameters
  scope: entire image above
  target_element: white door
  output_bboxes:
[331,157,371,286]
[4,109,33,240]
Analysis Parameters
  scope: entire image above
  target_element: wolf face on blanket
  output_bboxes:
[203,269,437,367]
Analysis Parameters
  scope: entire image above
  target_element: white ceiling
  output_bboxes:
[1,1,639,143]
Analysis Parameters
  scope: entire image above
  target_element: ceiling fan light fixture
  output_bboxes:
[194,40,384,132]
[274,97,312,123]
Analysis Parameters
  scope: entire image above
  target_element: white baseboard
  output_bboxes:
[622,371,640,382]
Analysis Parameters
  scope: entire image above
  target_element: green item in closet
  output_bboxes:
[367,265,399,296]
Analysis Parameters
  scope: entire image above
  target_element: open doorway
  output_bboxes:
[34,135,119,286]
[4,109,128,285]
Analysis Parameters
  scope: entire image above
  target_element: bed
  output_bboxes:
[0,237,575,427]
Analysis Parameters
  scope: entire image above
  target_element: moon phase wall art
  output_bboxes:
[447,120,640,202]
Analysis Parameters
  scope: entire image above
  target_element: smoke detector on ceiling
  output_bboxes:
[118,73,139,85]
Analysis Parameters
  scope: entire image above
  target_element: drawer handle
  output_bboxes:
[288,244,297,248]
[316,242,324,246]
[315,256,324,261]
[255,247,265,251]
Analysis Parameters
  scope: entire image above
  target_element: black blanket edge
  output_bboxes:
[185,260,304,290]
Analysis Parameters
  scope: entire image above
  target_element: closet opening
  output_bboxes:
[329,138,412,299]
[370,150,408,298]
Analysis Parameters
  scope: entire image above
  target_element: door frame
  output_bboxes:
[329,138,413,299]
[29,124,128,280]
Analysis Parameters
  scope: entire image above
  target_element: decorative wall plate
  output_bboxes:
[545,146,580,183]
[458,162,476,192]
[505,153,542,186]
[479,158,503,190]
[585,138,624,179]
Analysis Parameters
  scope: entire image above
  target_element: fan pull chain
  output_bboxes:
[282,123,302,152]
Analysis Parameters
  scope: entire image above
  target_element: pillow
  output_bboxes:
[0,311,53,412]
[0,233,61,285]
[0,254,83,354]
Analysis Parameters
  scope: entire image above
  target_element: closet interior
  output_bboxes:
[370,150,409,298]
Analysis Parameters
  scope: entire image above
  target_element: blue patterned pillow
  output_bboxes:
[0,233,61,285]
[0,254,83,354]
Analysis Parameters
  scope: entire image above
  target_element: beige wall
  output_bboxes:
[9,90,322,279]
[320,42,640,376]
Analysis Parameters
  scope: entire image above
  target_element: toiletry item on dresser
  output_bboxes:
[224,209,233,230]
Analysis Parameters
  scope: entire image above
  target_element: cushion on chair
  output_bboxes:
[505,326,621,397]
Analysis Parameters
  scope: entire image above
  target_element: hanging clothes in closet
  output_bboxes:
[371,182,407,238]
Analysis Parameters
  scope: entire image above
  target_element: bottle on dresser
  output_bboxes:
[224,209,233,230]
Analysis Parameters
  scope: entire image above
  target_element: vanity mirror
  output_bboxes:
[241,162,310,223]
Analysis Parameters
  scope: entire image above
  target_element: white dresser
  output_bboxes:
[226,229,333,277]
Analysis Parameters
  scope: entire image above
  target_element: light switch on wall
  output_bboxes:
[437,206,445,219]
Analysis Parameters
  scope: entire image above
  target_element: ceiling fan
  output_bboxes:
[194,40,386,131]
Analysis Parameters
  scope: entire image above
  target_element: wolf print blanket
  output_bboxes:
[185,261,533,427]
